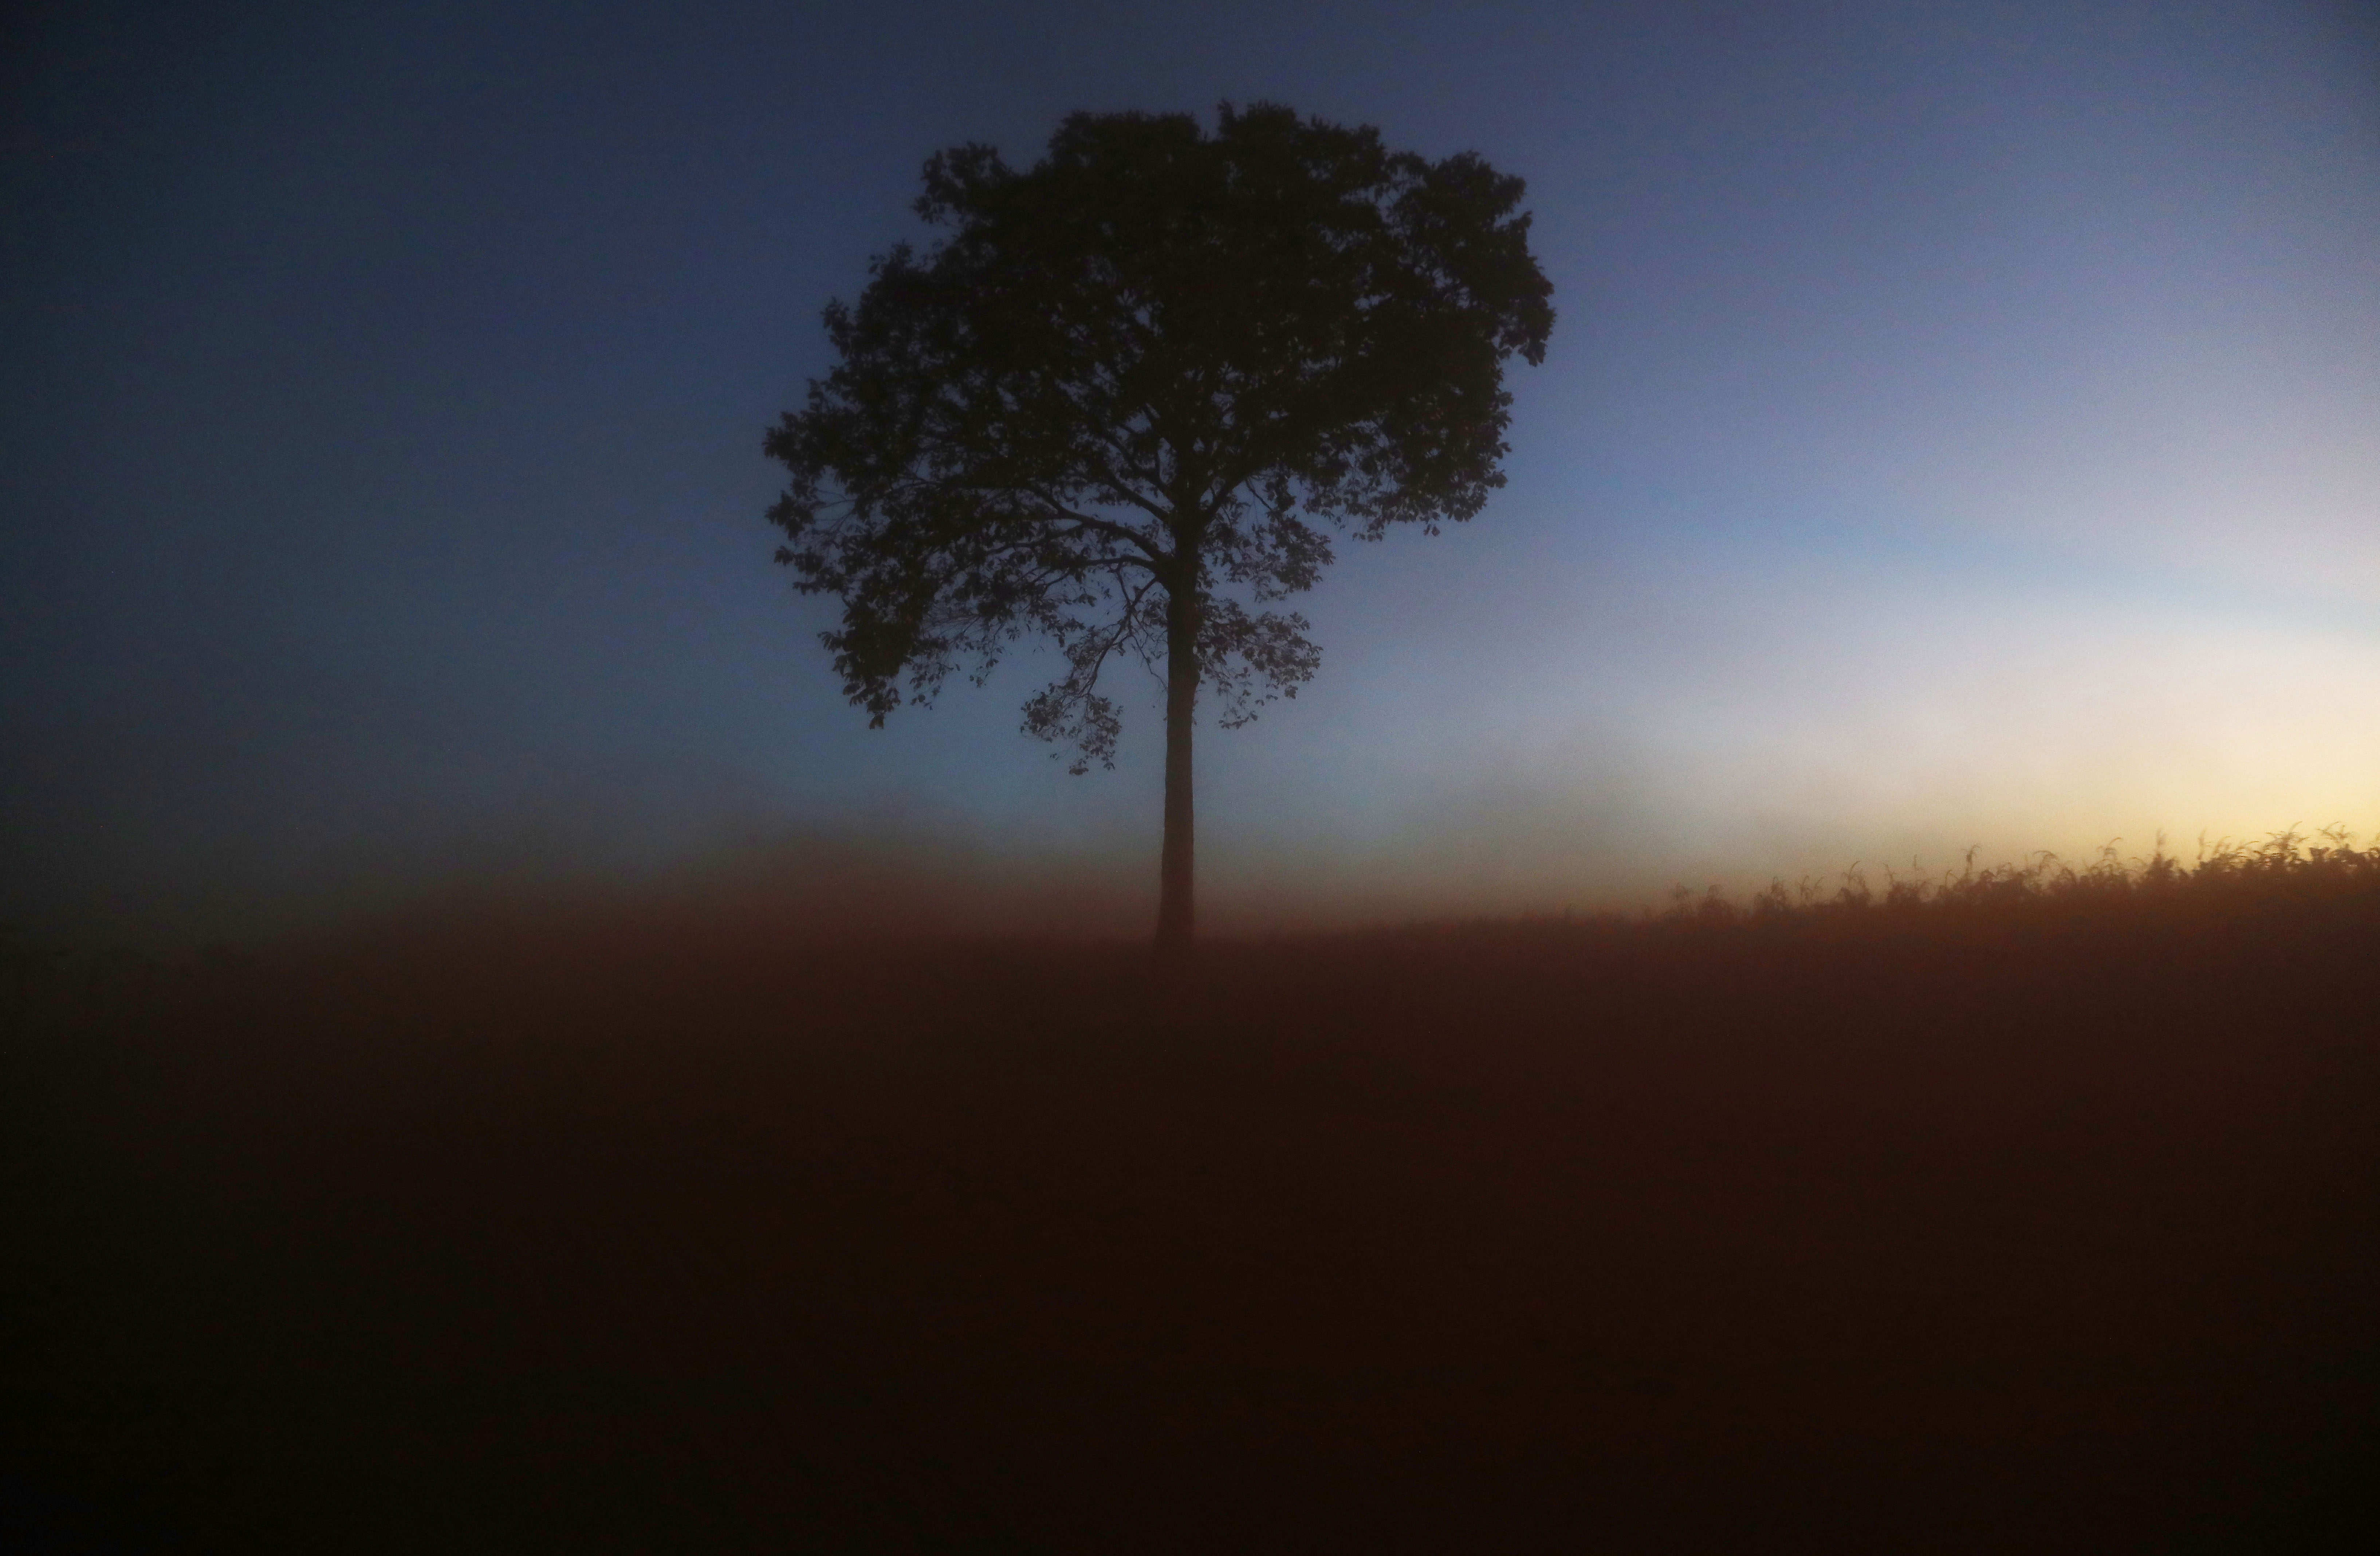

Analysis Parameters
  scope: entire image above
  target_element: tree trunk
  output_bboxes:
[1155,584,1200,955]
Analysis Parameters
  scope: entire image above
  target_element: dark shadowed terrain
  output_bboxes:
[7,846,2377,1552]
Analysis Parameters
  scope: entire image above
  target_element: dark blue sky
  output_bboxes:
[5,0,2376,942]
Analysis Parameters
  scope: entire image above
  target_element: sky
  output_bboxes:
[3,0,2376,944]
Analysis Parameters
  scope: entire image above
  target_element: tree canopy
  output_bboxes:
[767,102,1554,945]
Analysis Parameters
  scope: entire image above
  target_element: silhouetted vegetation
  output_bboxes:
[1752,825,2380,923]
[766,103,1554,950]
[6,835,2375,1550]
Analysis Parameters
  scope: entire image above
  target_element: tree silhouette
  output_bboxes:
[766,103,1553,952]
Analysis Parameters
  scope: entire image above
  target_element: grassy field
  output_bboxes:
[8,836,2377,1551]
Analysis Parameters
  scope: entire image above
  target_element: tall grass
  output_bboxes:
[1647,826,2380,928]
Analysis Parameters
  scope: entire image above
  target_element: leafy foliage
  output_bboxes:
[766,102,1555,770]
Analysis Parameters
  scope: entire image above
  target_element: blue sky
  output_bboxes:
[4,0,2375,941]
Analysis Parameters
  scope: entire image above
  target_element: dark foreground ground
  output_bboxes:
[7,879,2377,1552]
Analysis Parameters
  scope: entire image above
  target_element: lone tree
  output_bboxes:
[766,103,1553,951]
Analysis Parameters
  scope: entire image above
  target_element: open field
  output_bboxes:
[7,841,2378,1551]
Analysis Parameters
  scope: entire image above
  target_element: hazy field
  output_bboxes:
[8,838,2376,1551]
